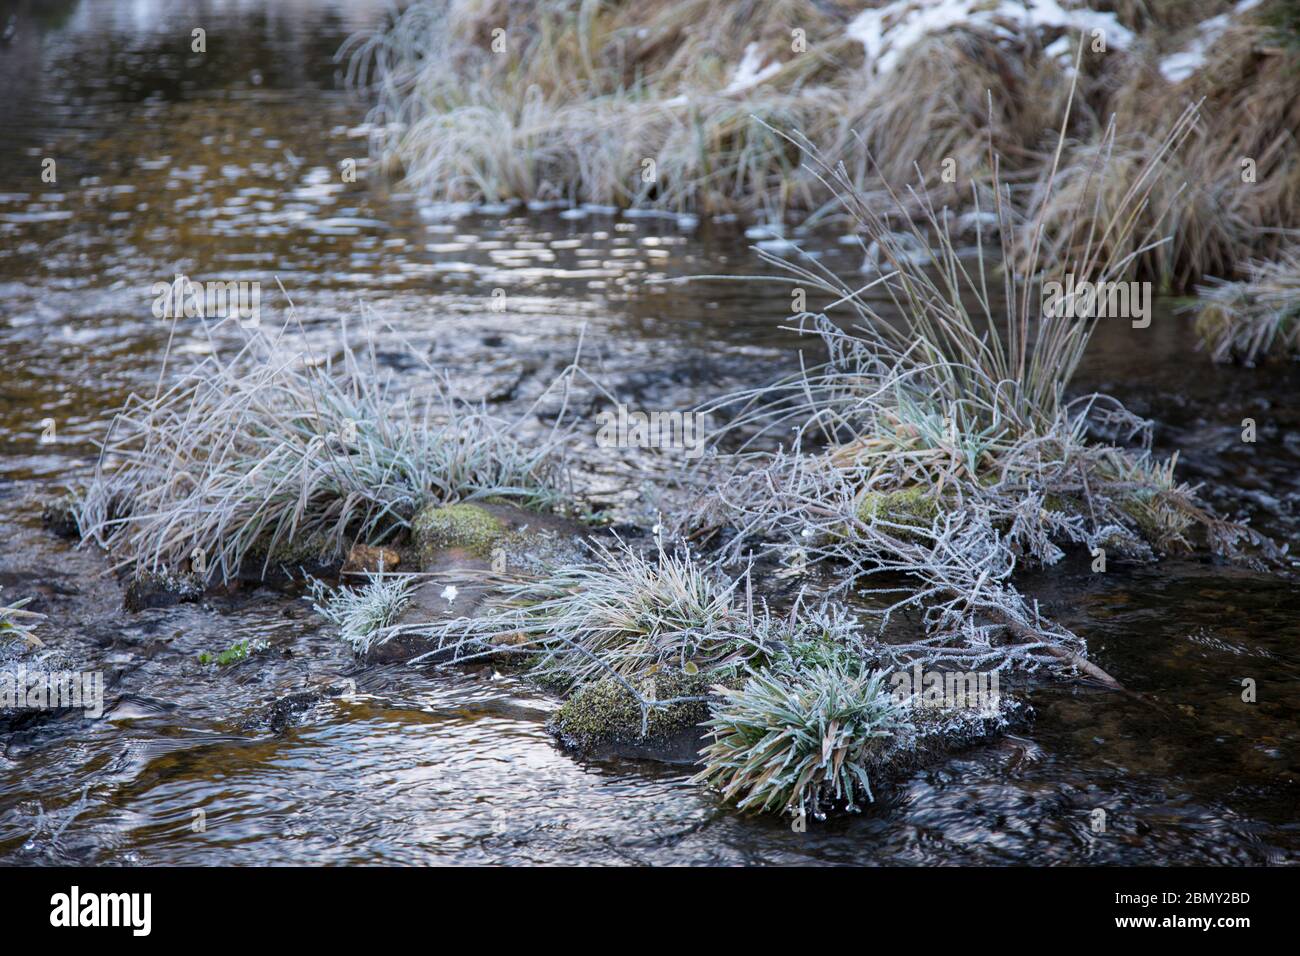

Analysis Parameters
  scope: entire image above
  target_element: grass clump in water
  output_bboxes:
[681,87,1275,685]
[695,664,907,818]
[310,571,420,655]
[75,313,576,587]
[1191,248,1300,363]
[411,538,757,691]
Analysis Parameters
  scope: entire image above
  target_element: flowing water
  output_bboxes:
[0,0,1296,865]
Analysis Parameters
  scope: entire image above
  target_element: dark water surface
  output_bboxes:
[0,0,1296,865]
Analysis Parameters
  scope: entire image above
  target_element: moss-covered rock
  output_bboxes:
[411,502,506,562]
[549,669,718,763]
[410,500,587,573]
[241,530,342,585]
[854,486,939,530]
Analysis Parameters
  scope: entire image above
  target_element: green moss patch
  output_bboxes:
[854,486,939,529]
[550,669,718,753]
[412,502,507,561]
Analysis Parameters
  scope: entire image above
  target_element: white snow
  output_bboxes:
[1158,0,1263,83]
[847,0,1134,75]
[724,43,783,94]
[1044,34,1073,64]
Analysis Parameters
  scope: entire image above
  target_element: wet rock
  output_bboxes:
[238,531,343,587]
[40,495,81,540]
[254,678,362,733]
[366,502,588,664]
[410,500,590,568]
[123,569,204,612]
[876,696,1033,783]
[548,669,717,765]
[266,690,322,734]
[340,543,401,574]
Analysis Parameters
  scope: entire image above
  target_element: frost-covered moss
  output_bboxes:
[855,486,939,528]
[550,669,717,753]
[412,502,506,561]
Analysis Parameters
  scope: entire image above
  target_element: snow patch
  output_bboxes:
[1158,0,1263,84]
[724,43,783,94]
[847,0,1134,75]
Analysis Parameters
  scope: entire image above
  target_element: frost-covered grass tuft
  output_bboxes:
[409,538,759,692]
[678,87,1275,686]
[695,664,907,818]
[1192,249,1300,363]
[310,572,420,655]
[76,313,576,585]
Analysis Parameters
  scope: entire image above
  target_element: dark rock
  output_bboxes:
[123,570,204,612]
[41,496,80,539]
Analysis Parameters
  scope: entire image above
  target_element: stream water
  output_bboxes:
[0,0,1296,866]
